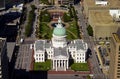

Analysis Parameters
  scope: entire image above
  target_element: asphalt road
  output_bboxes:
[48,74,88,79]
[74,4,107,79]
[15,44,33,71]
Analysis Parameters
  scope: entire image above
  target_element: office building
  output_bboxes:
[34,17,88,71]
[0,38,9,79]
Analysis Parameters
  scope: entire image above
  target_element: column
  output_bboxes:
[56,60,57,71]
[66,60,68,69]
[53,60,54,69]
[64,60,66,71]
[61,60,63,68]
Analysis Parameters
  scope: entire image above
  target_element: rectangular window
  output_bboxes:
[118,64,120,66]
[118,67,120,69]
[83,54,84,56]
[117,73,120,75]
[36,58,38,60]
[117,76,120,78]
[119,46,120,51]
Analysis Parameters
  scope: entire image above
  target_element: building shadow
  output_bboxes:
[13,69,48,79]
[86,48,92,60]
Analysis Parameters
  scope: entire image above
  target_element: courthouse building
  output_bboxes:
[34,18,88,71]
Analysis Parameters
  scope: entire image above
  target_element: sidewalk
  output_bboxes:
[48,70,90,74]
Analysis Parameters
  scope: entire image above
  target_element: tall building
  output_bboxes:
[34,17,88,71]
[5,0,23,9]
[0,0,5,10]
[0,38,9,79]
[83,0,120,40]
[109,28,120,79]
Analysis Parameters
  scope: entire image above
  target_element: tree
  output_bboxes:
[87,25,93,36]
[63,13,71,22]
[41,10,51,22]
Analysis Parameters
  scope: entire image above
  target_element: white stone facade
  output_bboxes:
[34,18,88,71]
[34,39,88,70]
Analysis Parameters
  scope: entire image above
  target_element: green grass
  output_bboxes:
[66,20,80,40]
[71,63,89,71]
[38,6,80,40]
[34,60,51,71]
[40,0,50,4]
[39,22,53,39]
[87,75,92,79]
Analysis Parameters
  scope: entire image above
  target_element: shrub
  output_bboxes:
[87,25,93,36]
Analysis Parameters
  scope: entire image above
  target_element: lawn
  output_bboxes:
[38,6,80,40]
[34,60,51,71]
[71,63,89,71]
[66,20,80,40]
[39,22,53,39]
[40,0,50,4]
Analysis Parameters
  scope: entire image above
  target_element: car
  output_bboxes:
[74,74,79,76]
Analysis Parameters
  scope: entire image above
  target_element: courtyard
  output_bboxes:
[36,5,80,40]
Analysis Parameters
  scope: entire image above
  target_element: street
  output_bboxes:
[74,4,106,79]
[15,44,33,71]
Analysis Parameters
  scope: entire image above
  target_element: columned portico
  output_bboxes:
[53,59,69,71]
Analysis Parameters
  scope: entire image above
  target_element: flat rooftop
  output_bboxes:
[113,33,120,43]
[84,0,120,8]
[89,10,115,26]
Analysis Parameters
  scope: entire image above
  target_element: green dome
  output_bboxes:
[53,27,66,36]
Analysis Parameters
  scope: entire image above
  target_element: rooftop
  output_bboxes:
[89,10,116,26]
[113,33,120,43]
[54,47,68,57]
[35,40,45,51]
[69,39,88,50]
[84,0,120,8]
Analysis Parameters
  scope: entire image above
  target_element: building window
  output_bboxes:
[118,64,120,66]
[36,54,38,57]
[83,54,84,56]
[117,73,120,75]
[39,54,40,56]
[117,76,120,78]
[118,67,120,69]
[119,46,120,51]
[36,58,38,60]
[39,58,41,60]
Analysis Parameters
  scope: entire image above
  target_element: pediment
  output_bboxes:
[54,55,68,59]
